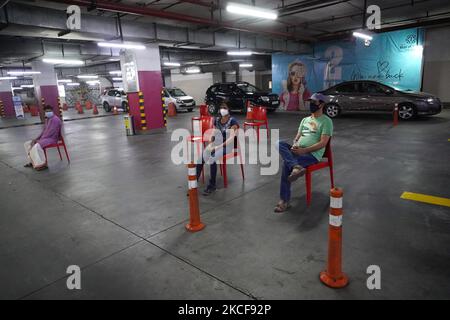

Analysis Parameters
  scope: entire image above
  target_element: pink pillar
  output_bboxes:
[0,80,14,117]
[121,44,165,132]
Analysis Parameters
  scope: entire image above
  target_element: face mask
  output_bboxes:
[309,101,321,113]
[45,111,54,118]
[220,108,229,117]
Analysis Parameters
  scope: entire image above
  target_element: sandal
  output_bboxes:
[274,201,290,213]
[288,165,306,183]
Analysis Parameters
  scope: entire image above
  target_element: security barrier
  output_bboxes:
[139,91,147,130]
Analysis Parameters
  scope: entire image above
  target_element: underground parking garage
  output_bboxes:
[0,0,449,305]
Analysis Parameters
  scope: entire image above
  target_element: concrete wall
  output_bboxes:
[423,26,450,104]
[241,70,256,85]
[170,71,214,104]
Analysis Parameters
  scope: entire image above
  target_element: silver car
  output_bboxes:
[320,81,442,120]
[101,89,128,112]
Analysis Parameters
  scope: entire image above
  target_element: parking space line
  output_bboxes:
[401,192,450,208]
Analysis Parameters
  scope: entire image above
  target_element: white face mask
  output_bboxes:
[219,108,229,117]
[45,111,54,118]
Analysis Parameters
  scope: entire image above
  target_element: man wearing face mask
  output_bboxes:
[274,93,333,212]
[24,105,62,171]
[196,102,239,195]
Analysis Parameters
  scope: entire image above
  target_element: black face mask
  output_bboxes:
[310,101,321,113]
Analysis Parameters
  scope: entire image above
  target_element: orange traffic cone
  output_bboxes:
[30,105,39,116]
[186,162,205,232]
[320,188,349,288]
[393,104,399,126]
[168,102,177,117]
[85,101,92,110]
[93,105,99,115]
[63,103,68,111]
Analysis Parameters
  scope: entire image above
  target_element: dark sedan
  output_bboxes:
[320,80,442,120]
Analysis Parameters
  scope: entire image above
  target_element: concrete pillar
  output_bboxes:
[31,61,60,118]
[121,44,165,131]
[0,79,14,117]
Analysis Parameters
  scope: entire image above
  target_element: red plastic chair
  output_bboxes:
[219,126,245,188]
[43,129,70,163]
[199,104,209,117]
[304,138,334,206]
[243,104,269,143]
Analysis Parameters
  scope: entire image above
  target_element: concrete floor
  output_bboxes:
[0,108,449,300]
[0,106,112,129]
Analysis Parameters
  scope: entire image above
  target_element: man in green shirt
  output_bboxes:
[274,93,334,213]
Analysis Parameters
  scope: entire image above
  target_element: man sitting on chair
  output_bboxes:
[24,104,62,171]
[274,93,333,213]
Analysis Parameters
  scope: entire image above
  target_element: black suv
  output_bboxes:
[205,82,280,115]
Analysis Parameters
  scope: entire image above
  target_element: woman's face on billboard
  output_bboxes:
[289,64,305,86]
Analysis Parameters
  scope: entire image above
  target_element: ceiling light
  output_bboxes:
[226,2,277,20]
[109,70,122,75]
[11,87,22,90]
[112,77,123,81]
[164,62,181,67]
[0,76,17,80]
[77,75,98,79]
[227,51,252,56]
[7,71,41,75]
[66,82,80,86]
[86,80,100,85]
[43,58,84,65]
[98,42,146,50]
[353,31,373,41]
[20,85,34,88]
[239,63,253,68]
[57,79,72,83]
[185,67,201,74]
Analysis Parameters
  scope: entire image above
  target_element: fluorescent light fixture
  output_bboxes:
[77,75,98,79]
[0,76,17,80]
[11,87,22,90]
[43,58,84,65]
[7,71,41,75]
[20,85,34,88]
[164,62,181,67]
[239,63,253,68]
[227,51,252,56]
[353,31,373,40]
[226,2,277,20]
[66,82,80,86]
[112,77,123,81]
[109,70,122,75]
[185,67,201,74]
[98,42,146,50]
[86,80,100,85]
[57,79,72,83]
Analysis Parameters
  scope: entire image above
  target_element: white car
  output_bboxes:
[163,87,196,112]
[101,89,128,112]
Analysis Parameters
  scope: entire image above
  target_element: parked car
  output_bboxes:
[205,82,280,115]
[163,87,196,112]
[320,80,442,120]
[101,89,128,112]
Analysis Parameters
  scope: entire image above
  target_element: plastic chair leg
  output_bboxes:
[57,146,63,160]
[305,172,312,206]
[63,144,70,163]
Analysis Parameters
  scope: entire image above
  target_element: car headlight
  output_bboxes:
[176,99,183,104]
[426,98,434,103]
[261,96,269,102]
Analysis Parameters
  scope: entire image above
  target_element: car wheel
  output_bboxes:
[187,108,193,112]
[398,104,416,120]
[103,102,111,112]
[207,103,218,115]
[324,104,340,118]
[122,102,128,113]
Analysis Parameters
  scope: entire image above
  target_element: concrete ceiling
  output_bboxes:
[0,0,449,70]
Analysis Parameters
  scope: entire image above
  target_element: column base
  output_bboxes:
[185,223,205,232]
[135,127,167,135]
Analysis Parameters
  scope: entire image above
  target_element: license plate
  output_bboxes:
[272,101,278,105]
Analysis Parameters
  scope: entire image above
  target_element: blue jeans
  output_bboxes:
[196,146,230,188]
[278,141,318,202]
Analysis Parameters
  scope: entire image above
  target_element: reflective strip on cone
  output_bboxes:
[330,196,343,209]
[188,167,196,176]
[329,215,342,227]
[188,180,197,190]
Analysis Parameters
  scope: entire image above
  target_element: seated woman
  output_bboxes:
[196,102,239,195]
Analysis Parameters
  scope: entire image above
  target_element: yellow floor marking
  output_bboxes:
[401,192,450,208]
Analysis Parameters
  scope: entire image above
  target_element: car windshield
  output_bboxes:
[168,88,187,97]
[237,83,260,93]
